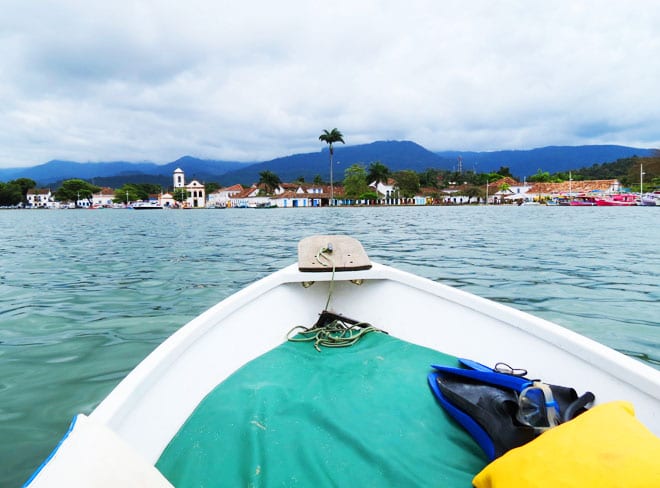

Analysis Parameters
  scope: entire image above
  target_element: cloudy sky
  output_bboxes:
[1,0,659,168]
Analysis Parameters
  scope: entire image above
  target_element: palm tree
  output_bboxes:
[258,170,282,195]
[319,128,345,204]
[367,161,390,186]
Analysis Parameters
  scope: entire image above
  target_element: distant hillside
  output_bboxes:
[1,142,654,187]
[436,145,654,177]
[0,160,155,185]
[157,156,251,180]
[0,157,247,186]
[74,173,175,189]
[220,141,454,185]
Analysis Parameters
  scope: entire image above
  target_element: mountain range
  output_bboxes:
[0,141,653,187]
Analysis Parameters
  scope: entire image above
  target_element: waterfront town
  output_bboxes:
[17,167,658,209]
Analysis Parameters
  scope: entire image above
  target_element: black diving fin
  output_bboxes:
[428,359,594,460]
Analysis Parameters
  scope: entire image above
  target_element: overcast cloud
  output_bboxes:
[1,0,659,168]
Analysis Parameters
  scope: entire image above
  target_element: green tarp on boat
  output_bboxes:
[157,332,487,487]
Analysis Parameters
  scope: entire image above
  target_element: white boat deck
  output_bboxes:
[89,260,660,464]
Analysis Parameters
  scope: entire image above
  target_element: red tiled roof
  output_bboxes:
[489,177,520,187]
[527,179,619,194]
[273,190,300,199]
[419,187,441,196]
[280,183,299,190]
[218,184,243,193]
[232,187,257,198]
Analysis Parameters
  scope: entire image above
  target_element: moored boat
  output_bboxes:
[595,193,638,206]
[131,202,164,210]
[569,196,597,206]
[25,236,660,487]
[641,192,660,206]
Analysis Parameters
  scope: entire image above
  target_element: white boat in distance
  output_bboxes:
[26,236,660,487]
[641,191,660,206]
[130,202,164,210]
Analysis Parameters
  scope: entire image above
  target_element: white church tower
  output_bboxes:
[173,168,185,189]
[172,167,206,208]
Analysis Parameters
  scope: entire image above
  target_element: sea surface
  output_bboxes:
[1,206,659,486]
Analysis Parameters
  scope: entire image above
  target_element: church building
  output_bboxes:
[173,168,206,208]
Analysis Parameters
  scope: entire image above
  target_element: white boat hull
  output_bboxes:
[90,261,660,461]
[27,237,660,485]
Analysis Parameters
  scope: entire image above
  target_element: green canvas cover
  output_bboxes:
[156,332,487,487]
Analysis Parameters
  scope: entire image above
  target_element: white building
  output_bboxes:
[369,179,398,201]
[207,184,244,207]
[274,191,315,208]
[160,192,175,208]
[228,186,270,208]
[27,189,53,208]
[173,168,206,208]
[91,187,116,207]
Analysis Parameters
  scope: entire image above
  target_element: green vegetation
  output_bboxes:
[12,178,37,197]
[113,183,163,203]
[55,179,101,207]
[205,182,221,194]
[531,152,660,189]
[418,168,443,188]
[570,157,639,181]
[172,188,187,204]
[343,164,370,199]
[258,170,282,195]
[367,161,390,185]
[627,154,660,190]
[0,183,22,206]
[393,170,420,198]
[528,168,577,183]
[0,178,36,206]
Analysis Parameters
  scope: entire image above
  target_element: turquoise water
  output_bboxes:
[1,206,659,486]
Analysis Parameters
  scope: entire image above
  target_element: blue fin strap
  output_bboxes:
[457,358,493,372]
[430,364,531,391]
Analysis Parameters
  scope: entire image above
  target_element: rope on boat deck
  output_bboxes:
[287,320,383,352]
[287,245,382,351]
[315,245,335,311]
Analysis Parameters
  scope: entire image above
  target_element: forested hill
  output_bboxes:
[0,142,654,187]
[216,143,654,185]
[436,145,654,177]
[218,141,453,185]
[0,157,247,186]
